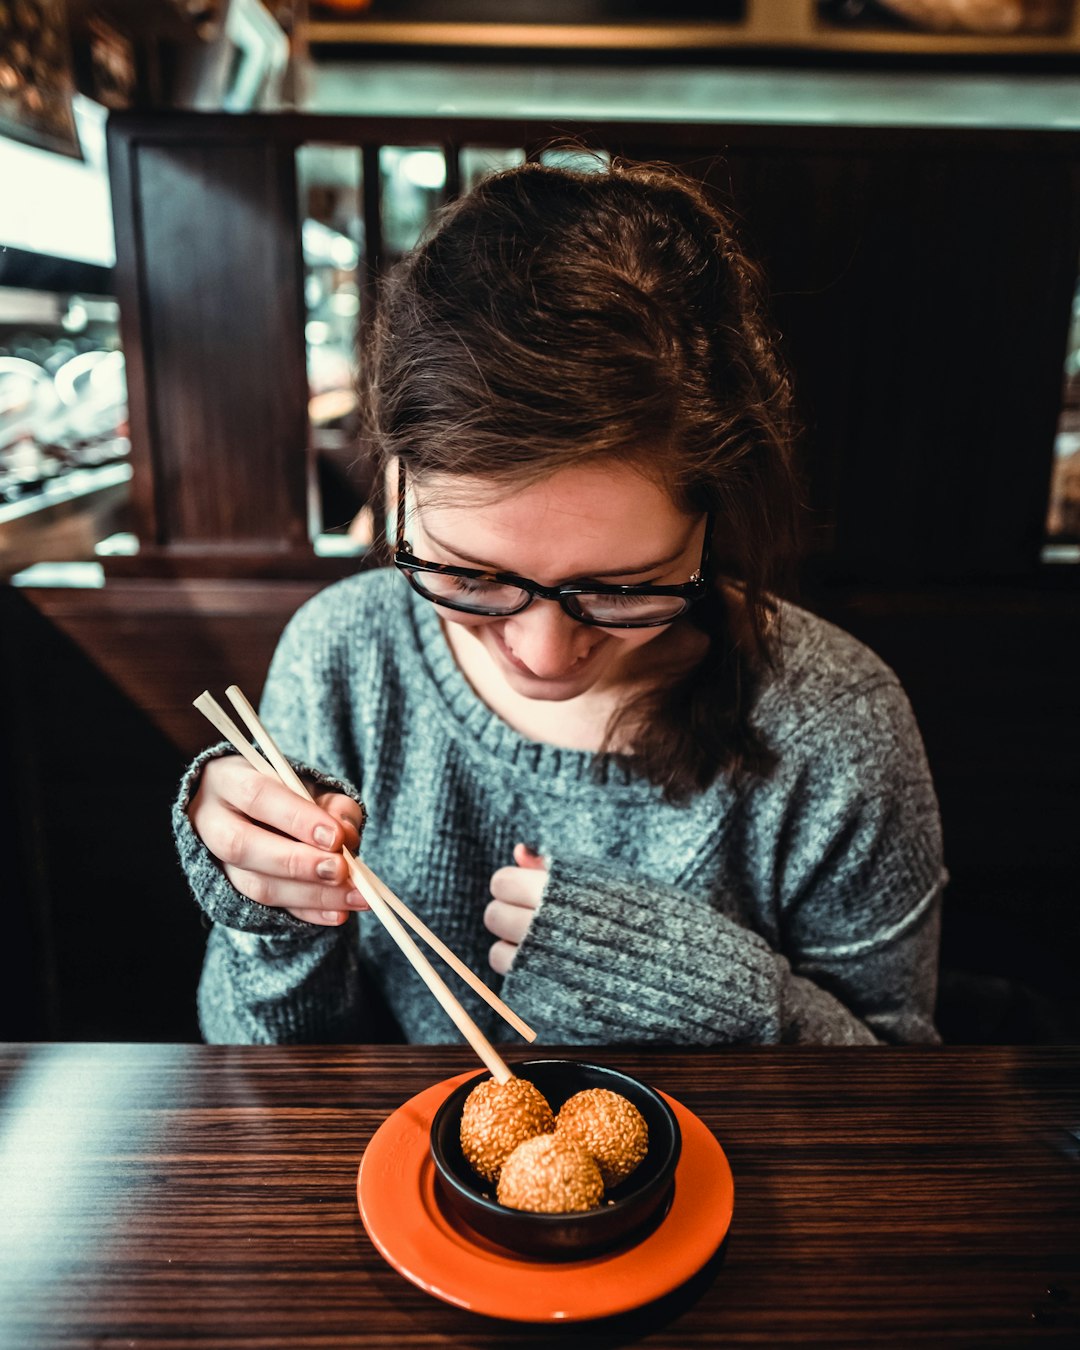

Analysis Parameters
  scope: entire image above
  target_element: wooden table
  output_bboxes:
[0,1043,1077,1347]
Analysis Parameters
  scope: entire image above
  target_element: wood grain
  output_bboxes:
[0,1043,1076,1347]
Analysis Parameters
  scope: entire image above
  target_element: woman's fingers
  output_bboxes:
[314,790,363,852]
[486,848,549,974]
[197,756,349,850]
[512,842,549,870]
[484,896,536,946]
[486,853,547,929]
[490,862,547,908]
[282,905,350,928]
[198,803,350,886]
[190,756,369,919]
[225,863,365,915]
[488,939,517,977]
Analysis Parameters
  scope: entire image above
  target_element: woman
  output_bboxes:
[175,159,944,1046]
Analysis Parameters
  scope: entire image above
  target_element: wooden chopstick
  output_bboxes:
[193,688,525,1081]
[194,691,278,781]
[221,686,535,1046]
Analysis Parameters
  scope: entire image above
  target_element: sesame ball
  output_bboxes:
[459,1076,555,1184]
[496,1134,605,1214]
[555,1088,649,1188]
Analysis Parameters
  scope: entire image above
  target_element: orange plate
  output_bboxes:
[356,1070,734,1323]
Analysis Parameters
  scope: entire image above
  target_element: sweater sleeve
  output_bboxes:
[501,678,945,1046]
[171,594,370,1044]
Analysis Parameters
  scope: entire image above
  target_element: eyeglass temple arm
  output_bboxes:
[395,458,408,550]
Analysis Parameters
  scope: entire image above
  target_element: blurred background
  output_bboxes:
[1,0,1078,1045]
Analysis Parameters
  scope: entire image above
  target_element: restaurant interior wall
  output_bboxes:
[2,79,1079,1042]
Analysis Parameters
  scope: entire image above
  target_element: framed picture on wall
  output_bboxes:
[0,0,82,159]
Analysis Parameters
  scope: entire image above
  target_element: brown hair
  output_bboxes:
[362,157,803,801]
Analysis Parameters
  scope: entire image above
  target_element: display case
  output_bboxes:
[0,93,130,579]
[0,286,129,578]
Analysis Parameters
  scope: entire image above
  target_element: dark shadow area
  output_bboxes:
[0,586,205,1041]
[815,585,1080,1045]
[936,964,1080,1046]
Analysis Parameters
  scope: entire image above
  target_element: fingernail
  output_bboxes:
[314,825,335,848]
[316,859,339,880]
[344,890,365,908]
[322,910,344,923]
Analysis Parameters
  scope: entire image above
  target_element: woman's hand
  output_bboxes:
[188,754,366,927]
[485,843,548,975]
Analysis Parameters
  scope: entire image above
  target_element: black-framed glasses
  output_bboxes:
[393,461,710,629]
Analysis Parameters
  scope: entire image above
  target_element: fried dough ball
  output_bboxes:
[459,1076,555,1184]
[555,1088,649,1188]
[496,1133,605,1214]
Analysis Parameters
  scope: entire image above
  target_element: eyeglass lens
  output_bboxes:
[407,569,688,624]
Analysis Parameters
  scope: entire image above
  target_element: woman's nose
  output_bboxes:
[502,601,597,677]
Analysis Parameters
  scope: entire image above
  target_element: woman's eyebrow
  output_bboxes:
[420,526,688,579]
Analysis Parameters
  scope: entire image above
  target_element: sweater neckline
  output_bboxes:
[402,577,655,792]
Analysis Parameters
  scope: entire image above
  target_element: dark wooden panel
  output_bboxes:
[696,146,881,560]
[707,147,1080,580]
[22,579,328,752]
[817,582,1080,1037]
[0,594,56,1040]
[0,578,328,1040]
[137,140,309,546]
[818,585,1080,875]
[109,128,313,569]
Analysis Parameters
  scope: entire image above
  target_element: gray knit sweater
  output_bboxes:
[173,568,945,1047]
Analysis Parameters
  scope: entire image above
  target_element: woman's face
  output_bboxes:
[409,461,706,703]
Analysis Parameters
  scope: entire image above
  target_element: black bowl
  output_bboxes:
[430,1059,681,1260]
